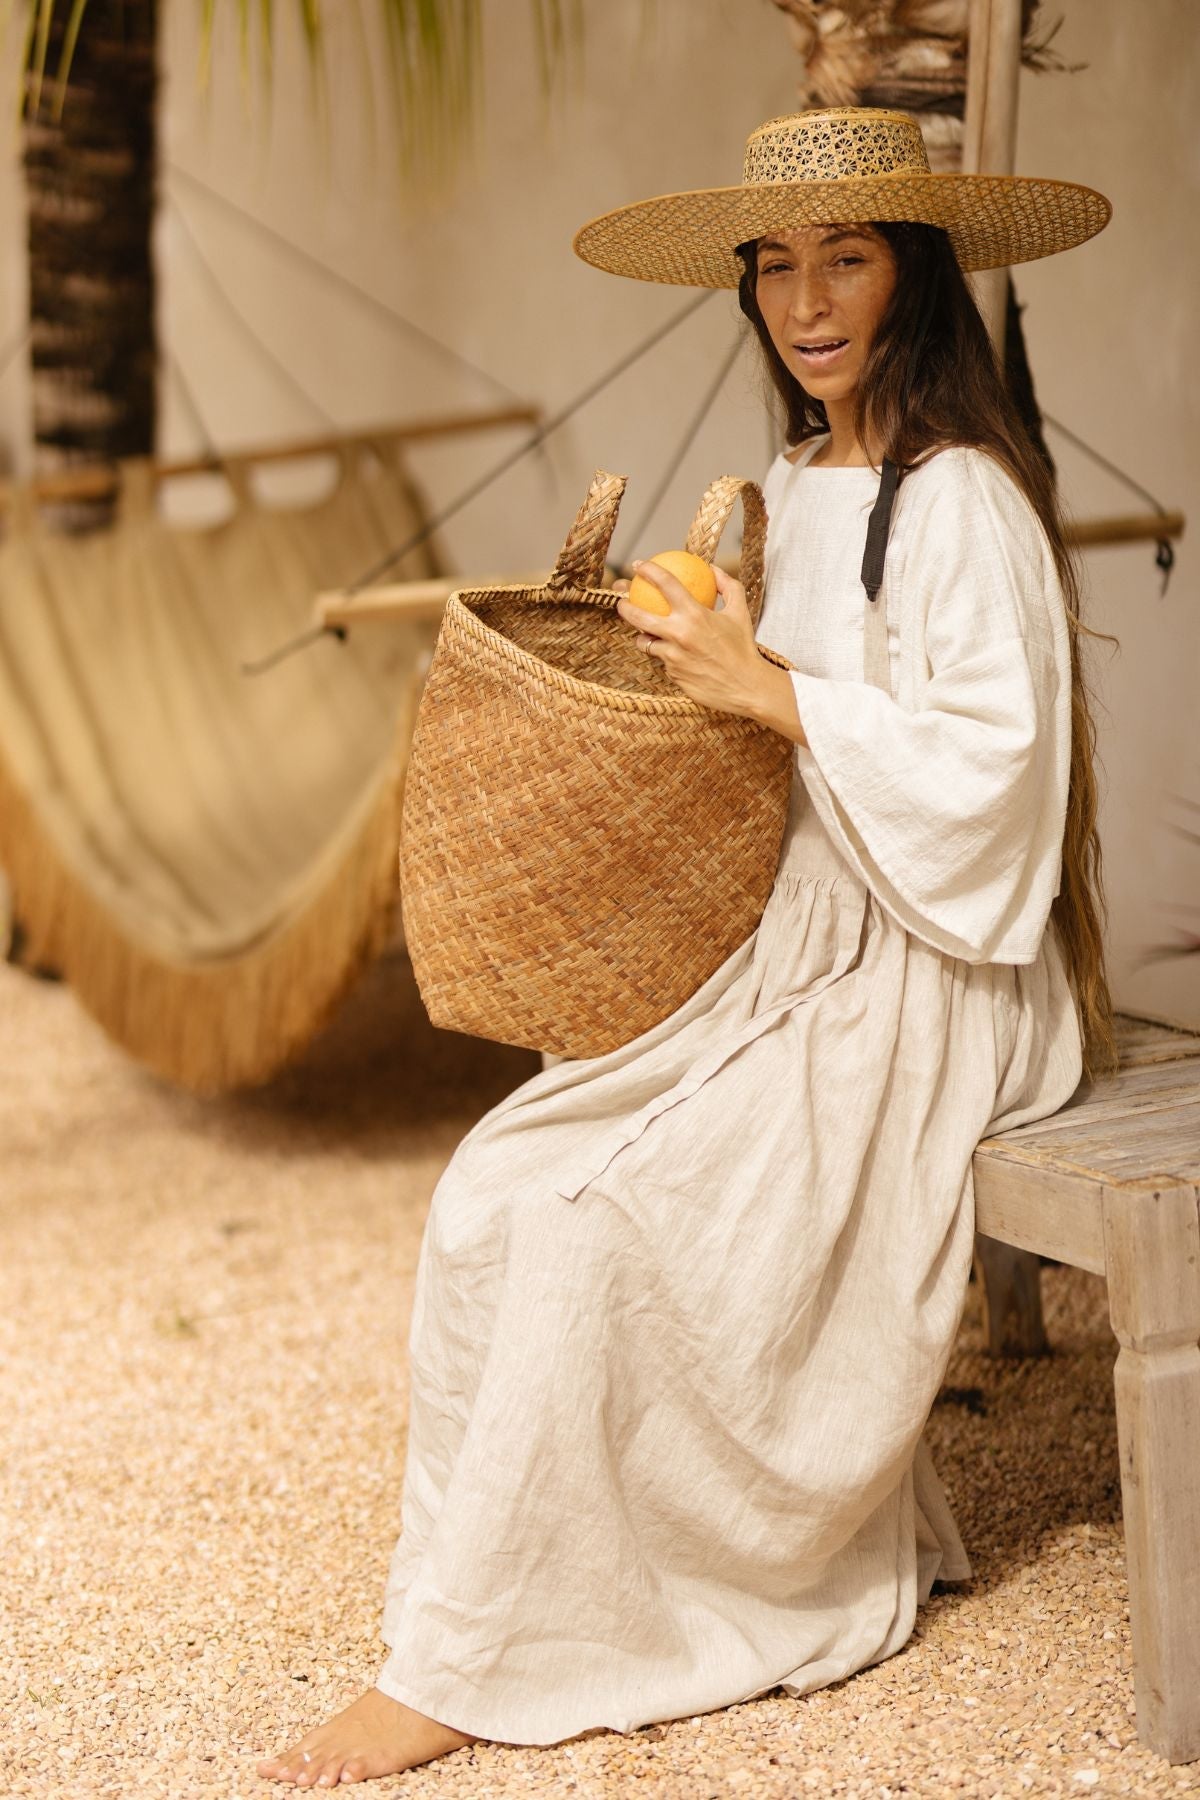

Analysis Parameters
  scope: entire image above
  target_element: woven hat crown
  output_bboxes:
[742,108,930,187]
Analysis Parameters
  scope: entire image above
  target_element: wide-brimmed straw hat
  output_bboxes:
[573,106,1111,287]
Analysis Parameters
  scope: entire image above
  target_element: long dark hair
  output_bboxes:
[737,221,1118,1080]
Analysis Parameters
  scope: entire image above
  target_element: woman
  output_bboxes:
[259,106,1115,1787]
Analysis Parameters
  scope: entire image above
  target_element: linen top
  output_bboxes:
[757,434,1072,965]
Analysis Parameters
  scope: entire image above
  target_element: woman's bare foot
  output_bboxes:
[255,1686,480,1787]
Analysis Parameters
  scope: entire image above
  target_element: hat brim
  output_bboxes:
[573,171,1112,285]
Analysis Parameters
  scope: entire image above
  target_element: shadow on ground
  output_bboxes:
[127,948,544,1158]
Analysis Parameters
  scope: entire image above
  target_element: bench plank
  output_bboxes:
[993,1059,1200,1142]
[974,1155,1108,1272]
[982,1106,1200,1188]
[1111,1013,1200,1065]
[972,1019,1200,1271]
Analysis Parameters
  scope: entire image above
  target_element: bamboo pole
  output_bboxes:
[317,573,554,628]
[314,516,1186,627]
[0,404,542,510]
[1070,511,1186,549]
[962,0,1024,351]
[316,555,742,627]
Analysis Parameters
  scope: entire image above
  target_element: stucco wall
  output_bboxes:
[1013,0,1200,1024]
[0,0,1195,1023]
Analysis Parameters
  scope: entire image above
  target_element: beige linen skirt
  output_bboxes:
[377,771,1083,1744]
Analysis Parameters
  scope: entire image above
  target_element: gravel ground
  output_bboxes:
[2,953,1196,1800]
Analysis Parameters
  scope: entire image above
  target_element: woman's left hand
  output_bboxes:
[614,562,770,719]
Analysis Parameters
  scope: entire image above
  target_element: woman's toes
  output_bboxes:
[255,1753,297,1783]
[337,1757,368,1785]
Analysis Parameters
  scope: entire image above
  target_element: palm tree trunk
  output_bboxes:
[22,0,159,529]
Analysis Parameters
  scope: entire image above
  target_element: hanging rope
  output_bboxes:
[611,330,745,568]
[346,293,716,593]
[1043,410,1177,595]
[168,195,341,434]
[240,289,717,675]
[166,347,221,466]
[166,161,556,494]
[167,161,530,413]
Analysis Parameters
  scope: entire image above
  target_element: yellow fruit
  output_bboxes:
[627,549,718,618]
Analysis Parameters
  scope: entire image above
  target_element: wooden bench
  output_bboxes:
[972,1011,1200,1764]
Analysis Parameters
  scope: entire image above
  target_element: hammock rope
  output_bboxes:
[169,195,342,435]
[242,288,717,673]
[167,160,534,414]
[611,329,746,567]
[166,345,221,465]
[344,291,716,594]
[1043,411,1176,593]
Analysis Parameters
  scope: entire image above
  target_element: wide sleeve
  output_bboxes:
[788,451,1069,964]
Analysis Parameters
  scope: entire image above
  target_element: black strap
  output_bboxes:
[860,455,901,604]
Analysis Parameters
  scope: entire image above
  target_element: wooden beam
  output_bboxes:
[315,554,746,628]
[1104,1178,1200,1762]
[0,405,542,510]
[962,0,1024,351]
[1070,511,1185,549]
[317,573,553,628]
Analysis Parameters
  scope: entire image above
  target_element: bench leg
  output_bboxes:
[1104,1179,1200,1763]
[973,1234,1047,1356]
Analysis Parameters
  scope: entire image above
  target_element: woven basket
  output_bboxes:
[399,469,796,1057]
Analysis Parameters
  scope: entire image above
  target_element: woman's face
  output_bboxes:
[754,225,899,404]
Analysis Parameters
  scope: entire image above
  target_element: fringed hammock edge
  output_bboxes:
[0,699,420,1094]
[0,436,440,1094]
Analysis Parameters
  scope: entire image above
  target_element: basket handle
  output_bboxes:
[547,469,628,597]
[683,476,768,628]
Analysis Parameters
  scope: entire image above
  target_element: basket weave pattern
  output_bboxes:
[399,472,795,1058]
[743,107,925,183]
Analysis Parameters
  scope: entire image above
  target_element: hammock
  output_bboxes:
[0,433,442,1094]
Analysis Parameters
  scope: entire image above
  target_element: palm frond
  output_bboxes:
[14,0,590,182]
[44,0,85,117]
[28,0,52,115]
[531,0,584,89]
[768,0,1082,152]
[197,0,217,92]
[393,0,480,171]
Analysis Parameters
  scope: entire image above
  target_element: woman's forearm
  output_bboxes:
[748,663,809,748]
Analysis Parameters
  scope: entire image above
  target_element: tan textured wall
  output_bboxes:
[0,0,1195,1023]
[1012,1,1200,1025]
[150,0,790,563]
